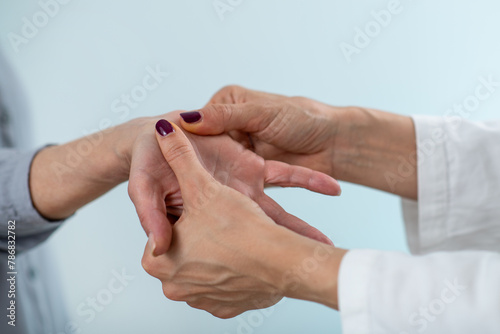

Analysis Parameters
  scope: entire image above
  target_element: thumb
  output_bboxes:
[155,119,214,202]
[179,103,274,136]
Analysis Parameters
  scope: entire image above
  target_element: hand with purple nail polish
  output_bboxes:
[141,120,347,319]
[126,111,341,255]
[179,85,418,199]
[179,86,342,180]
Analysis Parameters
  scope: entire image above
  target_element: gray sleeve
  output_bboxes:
[0,147,64,252]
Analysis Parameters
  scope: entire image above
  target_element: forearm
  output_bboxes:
[29,119,147,220]
[332,107,417,200]
[276,106,415,307]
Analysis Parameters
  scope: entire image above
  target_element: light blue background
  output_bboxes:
[1,0,500,333]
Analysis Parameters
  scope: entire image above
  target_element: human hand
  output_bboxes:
[141,119,347,318]
[179,85,345,177]
[179,86,418,198]
[126,111,341,255]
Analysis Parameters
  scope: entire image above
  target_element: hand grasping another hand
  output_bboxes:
[141,120,347,318]
[127,111,341,255]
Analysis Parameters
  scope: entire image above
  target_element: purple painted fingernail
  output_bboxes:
[156,119,174,136]
[180,111,202,124]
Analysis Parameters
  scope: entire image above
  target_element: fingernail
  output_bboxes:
[180,111,202,124]
[156,119,174,137]
[148,233,158,256]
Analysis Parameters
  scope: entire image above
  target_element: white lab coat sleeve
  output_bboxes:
[403,115,500,254]
[338,116,500,333]
[338,249,500,334]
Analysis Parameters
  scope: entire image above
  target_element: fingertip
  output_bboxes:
[179,114,204,134]
[258,194,332,245]
[309,172,342,197]
[306,229,334,246]
[264,161,342,197]
[179,109,216,135]
[324,236,335,246]
[154,120,190,147]
[156,119,175,137]
[180,111,202,124]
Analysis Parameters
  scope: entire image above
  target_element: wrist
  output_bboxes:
[264,225,347,310]
[29,118,151,220]
[327,105,367,181]
[281,238,347,310]
[112,117,155,182]
[329,106,417,199]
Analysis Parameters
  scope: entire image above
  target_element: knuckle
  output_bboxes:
[219,84,244,98]
[162,284,185,302]
[245,101,274,126]
[220,104,235,125]
[127,182,135,198]
[260,100,277,115]
[289,96,308,105]
[220,84,240,94]
[213,308,241,319]
[141,255,156,276]
[127,172,151,200]
[127,178,142,199]
[259,102,293,141]
[205,104,231,121]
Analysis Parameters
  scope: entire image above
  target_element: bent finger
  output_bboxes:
[128,178,172,256]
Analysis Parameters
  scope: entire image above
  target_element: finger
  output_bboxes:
[155,119,214,200]
[179,103,275,136]
[264,161,342,196]
[128,177,172,255]
[205,85,262,105]
[166,206,183,218]
[256,194,334,245]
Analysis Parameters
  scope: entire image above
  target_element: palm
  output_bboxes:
[129,112,340,254]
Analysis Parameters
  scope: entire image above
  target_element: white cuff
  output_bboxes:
[338,249,380,333]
